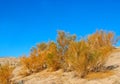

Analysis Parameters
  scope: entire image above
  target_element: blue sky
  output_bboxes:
[0,0,120,57]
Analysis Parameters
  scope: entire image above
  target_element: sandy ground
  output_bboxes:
[0,57,19,67]
[7,49,120,84]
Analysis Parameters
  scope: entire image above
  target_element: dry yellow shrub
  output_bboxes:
[46,42,61,71]
[66,40,89,76]
[0,64,14,84]
[57,31,76,70]
[20,43,48,75]
[20,30,118,78]
[65,30,115,78]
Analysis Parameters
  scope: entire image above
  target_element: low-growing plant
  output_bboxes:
[20,43,48,75]
[57,31,76,70]
[19,30,118,78]
[87,30,114,72]
[65,40,90,76]
[46,42,61,71]
[65,30,116,78]
[0,63,14,84]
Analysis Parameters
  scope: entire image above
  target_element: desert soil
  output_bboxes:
[1,49,120,84]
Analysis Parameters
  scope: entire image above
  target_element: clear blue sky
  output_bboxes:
[0,0,120,57]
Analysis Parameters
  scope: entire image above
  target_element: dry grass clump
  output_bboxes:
[0,63,14,84]
[85,70,114,79]
[20,30,118,78]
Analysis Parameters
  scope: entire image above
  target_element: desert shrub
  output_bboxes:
[0,63,14,84]
[20,43,48,75]
[65,30,116,78]
[20,54,46,75]
[65,40,90,76]
[37,43,48,55]
[46,42,61,71]
[20,30,118,78]
[87,30,114,72]
[57,31,76,56]
[57,31,76,70]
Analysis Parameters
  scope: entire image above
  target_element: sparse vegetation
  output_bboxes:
[85,71,114,79]
[20,30,118,78]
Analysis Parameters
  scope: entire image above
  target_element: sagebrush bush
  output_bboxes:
[20,30,118,78]
[46,42,61,71]
[65,30,115,77]
[57,31,76,70]
[87,31,114,71]
[0,63,14,84]
[65,40,90,76]
[20,43,48,75]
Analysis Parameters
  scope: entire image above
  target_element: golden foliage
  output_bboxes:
[0,64,14,84]
[85,71,114,79]
[65,40,90,75]
[65,30,115,77]
[46,42,61,71]
[20,43,47,75]
[57,31,76,70]
[57,31,76,58]
[20,30,118,78]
